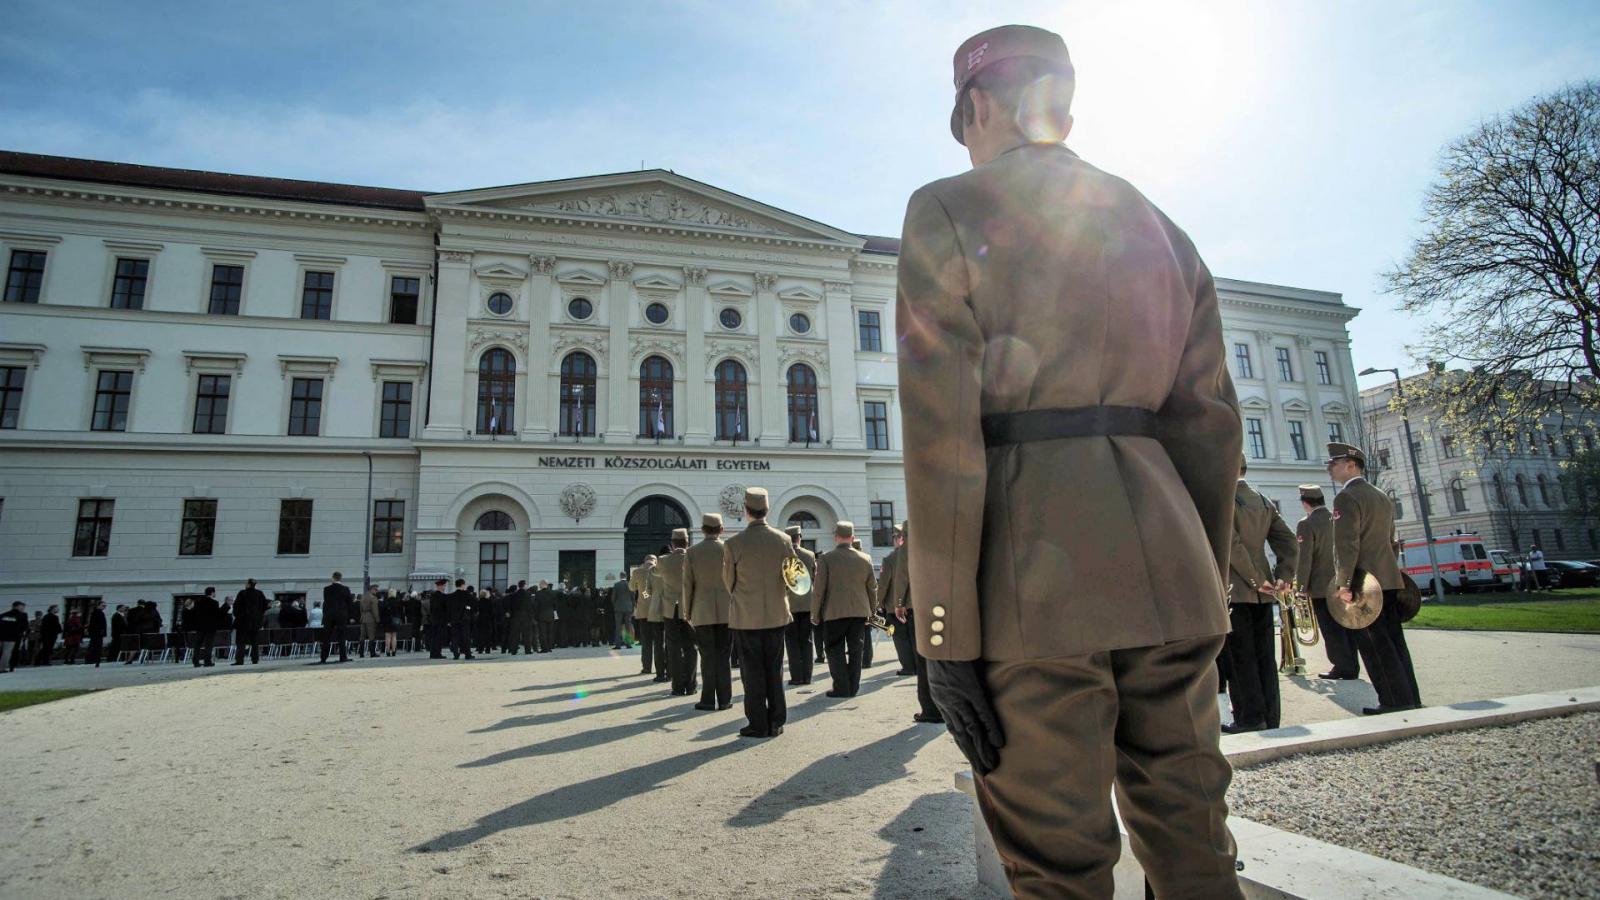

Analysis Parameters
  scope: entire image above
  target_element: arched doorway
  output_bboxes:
[624,495,690,569]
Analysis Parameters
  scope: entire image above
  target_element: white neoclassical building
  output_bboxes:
[0,151,1362,620]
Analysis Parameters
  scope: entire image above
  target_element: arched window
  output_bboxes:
[1537,474,1553,506]
[787,363,819,444]
[1515,474,1529,506]
[638,355,674,438]
[476,348,515,434]
[714,360,748,441]
[474,511,514,531]
[560,351,597,436]
[787,511,819,531]
[1492,473,1507,507]
[1388,489,1404,520]
[1449,478,1469,514]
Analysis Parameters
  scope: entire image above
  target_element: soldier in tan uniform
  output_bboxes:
[812,521,878,697]
[684,513,734,711]
[783,525,819,686]
[896,25,1244,897]
[1327,443,1421,714]
[1294,484,1359,680]
[1223,457,1298,733]
[878,525,915,676]
[629,556,661,677]
[650,530,696,697]
[722,488,797,738]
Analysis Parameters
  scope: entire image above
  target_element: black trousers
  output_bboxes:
[666,618,699,694]
[86,635,104,666]
[537,620,555,653]
[1224,603,1279,728]
[510,617,535,654]
[452,619,475,657]
[426,621,445,657]
[823,617,866,696]
[813,618,827,662]
[234,627,262,664]
[902,609,939,717]
[648,620,668,673]
[1310,597,1360,676]
[734,626,787,735]
[1353,591,1421,709]
[785,612,815,683]
[695,623,732,707]
[891,609,917,673]
[190,630,216,666]
[319,625,348,663]
[862,624,874,666]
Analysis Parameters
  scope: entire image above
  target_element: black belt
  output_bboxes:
[981,405,1160,447]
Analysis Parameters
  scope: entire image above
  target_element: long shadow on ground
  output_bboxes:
[510,673,633,692]
[872,791,976,899]
[689,668,901,743]
[727,723,941,827]
[505,676,657,705]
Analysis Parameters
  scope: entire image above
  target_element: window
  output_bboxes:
[1246,418,1266,459]
[1554,528,1565,551]
[1492,473,1508,508]
[179,499,217,556]
[277,499,313,555]
[871,501,895,548]
[644,302,670,325]
[864,400,890,450]
[0,366,22,428]
[1537,474,1553,506]
[1589,528,1597,551]
[1442,434,1458,458]
[858,309,882,351]
[479,542,510,592]
[72,499,114,557]
[4,249,46,303]
[372,500,404,554]
[379,381,412,438]
[1449,478,1469,513]
[1288,420,1307,460]
[389,276,420,324]
[1532,528,1543,548]
[787,363,819,444]
[1547,435,1559,456]
[1419,487,1432,518]
[1233,343,1253,379]
[1376,444,1393,469]
[1410,436,1424,460]
[1327,420,1344,444]
[1389,490,1404,520]
[1315,350,1332,385]
[1566,436,1579,457]
[208,264,243,315]
[638,355,674,438]
[1275,347,1294,381]
[567,297,593,321]
[1515,474,1529,506]
[787,511,820,531]
[300,271,333,319]
[560,351,598,437]
[714,360,748,441]
[476,348,516,435]
[719,307,742,330]
[474,510,514,531]
[109,258,149,309]
[287,378,323,436]
[789,312,811,335]
[487,292,513,316]
[1510,530,1522,552]
[1527,431,1541,455]
[91,370,133,432]
[192,374,230,434]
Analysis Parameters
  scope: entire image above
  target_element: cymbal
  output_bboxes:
[1330,571,1382,630]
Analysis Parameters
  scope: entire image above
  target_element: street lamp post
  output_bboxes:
[1359,366,1446,603]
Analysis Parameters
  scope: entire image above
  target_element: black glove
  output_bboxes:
[926,659,1005,775]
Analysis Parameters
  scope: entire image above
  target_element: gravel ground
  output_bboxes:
[1229,712,1600,899]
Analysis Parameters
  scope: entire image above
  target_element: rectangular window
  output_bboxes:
[479,542,509,592]
[864,400,890,450]
[1288,420,1307,460]
[380,381,413,438]
[1315,350,1332,385]
[1554,528,1565,551]
[1275,347,1295,381]
[857,309,882,352]
[287,377,323,436]
[91,370,133,432]
[4,249,46,303]
[1234,343,1253,379]
[1376,444,1392,469]
[1442,435,1458,458]
[372,499,405,554]
[109,257,149,309]
[179,498,218,556]
[193,374,230,434]
[300,270,334,320]
[1327,420,1344,444]
[1419,489,1432,518]
[1532,528,1542,549]
[871,501,895,548]
[1589,528,1597,551]
[277,499,313,555]
[72,498,114,557]
[1246,418,1266,459]
[389,275,419,325]
[1,366,25,428]
[208,264,243,315]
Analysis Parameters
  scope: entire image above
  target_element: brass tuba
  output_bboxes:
[782,555,812,596]
[1272,583,1321,676]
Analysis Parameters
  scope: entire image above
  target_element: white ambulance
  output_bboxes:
[1398,535,1498,594]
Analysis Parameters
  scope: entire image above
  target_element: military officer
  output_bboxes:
[850,537,874,667]
[1223,457,1298,733]
[684,513,734,711]
[630,556,663,677]
[783,524,818,685]
[1327,443,1422,714]
[813,522,878,698]
[722,487,798,738]
[447,578,476,660]
[651,529,697,696]
[610,572,635,649]
[879,524,914,676]
[892,521,942,723]
[508,580,536,655]
[427,578,449,659]
[1294,484,1359,680]
[896,25,1245,897]
[641,553,672,683]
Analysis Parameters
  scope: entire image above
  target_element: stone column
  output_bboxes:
[754,272,784,443]
[605,260,634,441]
[523,255,557,441]
[423,248,472,440]
[1296,335,1328,452]
[823,280,863,449]
[683,267,711,444]
[1257,330,1291,462]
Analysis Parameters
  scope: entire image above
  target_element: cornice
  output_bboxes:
[0,301,433,338]
[1219,294,1360,323]
[0,430,423,456]
[429,203,861,255]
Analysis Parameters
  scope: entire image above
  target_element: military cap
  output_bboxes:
[671,527,689,543]
[1325,442,1366,465]
[901,520,910,536]
[852,539,863,550]
[835,521,855,538]
[950,24,1074,144]
[1298,484,1325,502]
[893,522,904,534]
[785,524,803,538]
[701,512,723,528]
[433,577,447,585]
[744,487,769,513]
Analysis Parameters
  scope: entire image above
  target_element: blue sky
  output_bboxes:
[2,0,1596,391]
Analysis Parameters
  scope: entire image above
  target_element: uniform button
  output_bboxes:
[931,620,945,632]
[930,635,944,647]
[932,605,946,617]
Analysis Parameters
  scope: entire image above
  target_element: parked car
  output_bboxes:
[1487,549,1519,589]
[1398,535,1498,593]
[1545,560,1600,588]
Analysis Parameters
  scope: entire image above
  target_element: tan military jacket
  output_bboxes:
[629,562,655,620]
[876,545,902,611]
[722,520,798,630]
[896,143,1241,660]
[1294,506,1335,599]
[812,544,879,622]
[647,548,687,621]
[1229,480,1298,604]
[1333,477,1402,591]
[683,538,731,627]
[786,545,817,616]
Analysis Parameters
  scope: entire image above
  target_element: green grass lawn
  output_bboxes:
[0,689,95,713]
[1410,587,1600,633]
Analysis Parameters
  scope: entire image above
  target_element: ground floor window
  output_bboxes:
[479,542,509,592]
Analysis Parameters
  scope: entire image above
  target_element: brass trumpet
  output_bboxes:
[1268,582,1321,676]
[868,613,893,634]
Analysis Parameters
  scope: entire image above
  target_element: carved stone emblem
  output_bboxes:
[552,330,608,359]
[683,266,708,286]
[560,483,597,523]
[608,260,635,280]
[719,484,746,521]
[469,329,528,352]
[706,340,758,368]
[530,190,785,235]
[531,255,557,274]
[753,273,778,292]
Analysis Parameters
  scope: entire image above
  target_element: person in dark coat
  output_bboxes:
[427,579,450,658]
[232,579,268,665]
[85,600,108,667]
[447,579,476,660]
[62,612,85,664]
[188,588,221,668]
[610,573,635,649]
[533,582,557,653]
[108,604,128,664]
[1,601,28,672]
[380,590,403,657]
[507,581,535,654]
[404,591,424,651]
[34,605,61,666]
[318,572,353,664]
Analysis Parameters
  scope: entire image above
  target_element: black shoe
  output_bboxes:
[1363,704,1421,716]
[717,703,733,711]
[1316,671,1358,680]
[738,726,769,738]
[639,670,652,675]
[913,712,944,724]
[1221,721,1267,734]
[825,690,848,698]
[231,661,244,666]
[204,662,214,667]
[769,725,784,737]
[693,703,715,711]
[464,654,476,660]
[896,669,914,676]
[653,676,670,683]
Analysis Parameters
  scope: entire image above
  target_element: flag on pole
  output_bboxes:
[734,405,743,442]
[489,399,498,435]
[656,393,667,438]
[808,407,818,443]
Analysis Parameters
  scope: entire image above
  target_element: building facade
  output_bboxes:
[0,151,1362,619]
